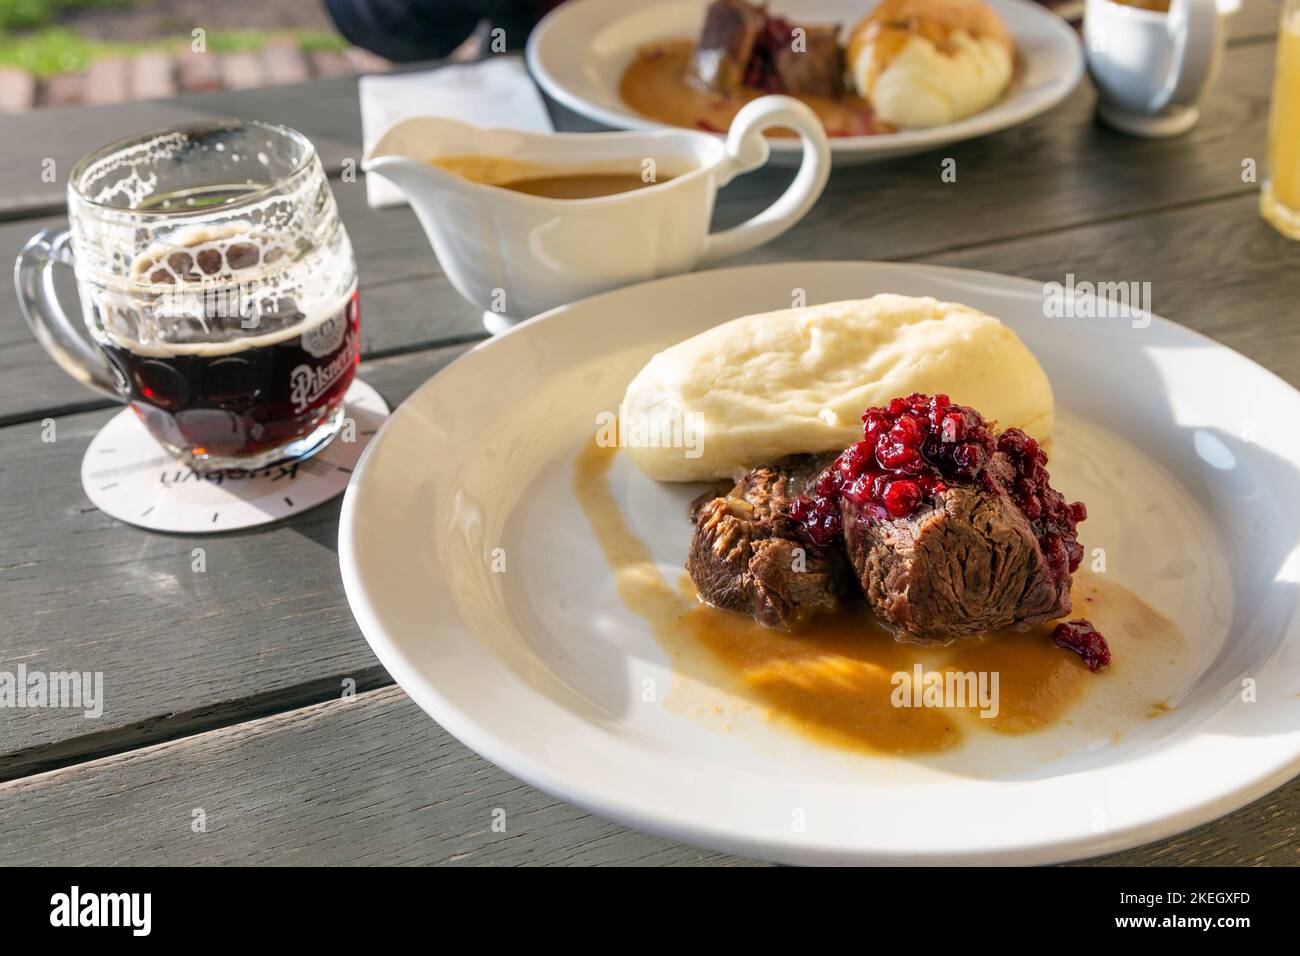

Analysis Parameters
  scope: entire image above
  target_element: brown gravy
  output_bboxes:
[1111,0,1170,10]
[499,173,666,199]
[429,155,672,199]
[619,40,886,138]
[574,441,1185,757]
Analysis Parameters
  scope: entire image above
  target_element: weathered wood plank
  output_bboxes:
[0,76,366,221]
[0,683,1292,866]
[0,685,759,866]
[1078,779,1300,865]
[0,344,475,776]
[0,39,1280,425]
[0,3,1281,220]
[1229,0,1281,42]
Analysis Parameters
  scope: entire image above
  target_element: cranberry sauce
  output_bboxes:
[789,393,1086,585]
[741,16,797,92]
[1052,619,1112,671]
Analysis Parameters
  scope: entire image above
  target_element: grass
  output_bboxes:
[0,0,125,32]
[0,27,349,76]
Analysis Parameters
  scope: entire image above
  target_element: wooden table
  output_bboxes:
[2,3,1297,866]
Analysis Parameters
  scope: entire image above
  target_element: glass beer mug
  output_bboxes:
[16,120,360,471]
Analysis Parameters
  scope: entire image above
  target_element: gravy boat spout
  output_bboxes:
[362,100,830,331]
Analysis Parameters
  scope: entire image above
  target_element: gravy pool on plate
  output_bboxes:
[620,39,885,138]
[574,441,1185,757]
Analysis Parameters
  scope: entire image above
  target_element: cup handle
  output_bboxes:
[699,95,831,266]
[14,227,121,400]
[1151,0,1220,111]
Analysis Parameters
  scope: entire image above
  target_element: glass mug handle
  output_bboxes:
[14,227,121,400]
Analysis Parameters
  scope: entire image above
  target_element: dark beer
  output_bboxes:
[103,292,359,462]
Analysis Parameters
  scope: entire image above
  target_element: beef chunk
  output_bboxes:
[690,0,845,96]
[689,0,767,93]
[770,24,844,96]
[841,477,1071,641]
[688,455,852,629]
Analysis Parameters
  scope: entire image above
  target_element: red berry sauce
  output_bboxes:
[1052,619,1112,671]
[789,393,1086,586]
[742,17,798,92]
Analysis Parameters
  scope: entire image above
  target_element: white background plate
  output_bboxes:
[526,0,1085,165]
[340,262,1300,865]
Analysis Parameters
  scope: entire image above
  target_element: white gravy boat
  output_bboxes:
[363,95,830,331]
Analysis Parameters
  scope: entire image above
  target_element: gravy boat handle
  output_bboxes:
[699,96,831,266]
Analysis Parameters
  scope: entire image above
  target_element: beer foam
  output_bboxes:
[78,130,190,209]
[99,279,358,357]
[95,216,358,357]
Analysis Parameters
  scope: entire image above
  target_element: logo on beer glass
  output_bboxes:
[289,328,357,414]
[301,311,347,357]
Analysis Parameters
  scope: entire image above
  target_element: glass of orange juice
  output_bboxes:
[1262,0,1300,238]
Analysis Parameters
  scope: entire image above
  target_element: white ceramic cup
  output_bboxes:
[363,95,830,332]
[1084,0,1225,137]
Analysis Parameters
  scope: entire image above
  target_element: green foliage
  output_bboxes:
[0,26,111,74]
[0,0,126,32]
[0,26,349,77]
[297,31,348,54]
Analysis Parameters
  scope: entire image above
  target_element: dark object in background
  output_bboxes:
[323,0,562,61]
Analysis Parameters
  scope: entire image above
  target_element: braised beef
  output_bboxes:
[687,455,852,629]
[689,0,767,93]
[770,24,844,96]
[841,478,1072,641]
[687,393,1097,658]
[689,0,845,97]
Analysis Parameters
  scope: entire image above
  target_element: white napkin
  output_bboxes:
[359,58,555,209]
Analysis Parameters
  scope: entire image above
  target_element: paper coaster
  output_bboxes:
[81,380,389,533]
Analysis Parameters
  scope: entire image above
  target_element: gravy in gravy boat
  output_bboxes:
[430,155,676,200]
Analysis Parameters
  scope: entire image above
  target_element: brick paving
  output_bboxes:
[14,46,395,112]
[262,41,311,86]
[41,73,85,109]
[131,51,177,100]
[0,67,37,113]
[307,49,353,79]
[219,51,267,91]
[82,58,131,106]
[176,49,223,93]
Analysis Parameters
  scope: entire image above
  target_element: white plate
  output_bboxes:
[525,0,1085,165]
[340,262,1300,865]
